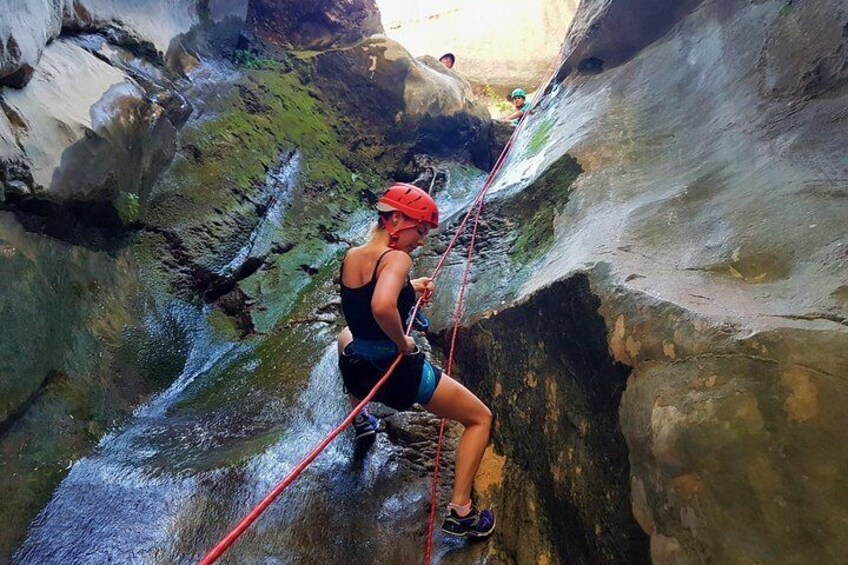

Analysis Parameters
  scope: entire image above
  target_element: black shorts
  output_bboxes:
[339,344,442,411]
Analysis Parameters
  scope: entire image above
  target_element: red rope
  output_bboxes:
[198,157,503,565]
[423,194,486,564]
[199,353,405,565]
[421,55,562,563]
[200,51,563,565]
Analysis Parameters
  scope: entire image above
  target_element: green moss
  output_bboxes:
[143,58,392,333]
[528,119,554,155]
[509,154,583,261]
[163,67,358,221]
[173,260,340,417]
[116,192,140,224]
[207,308,243,342]
[291,50,323,61]
[511,206,558,259]
[233,50,279,70]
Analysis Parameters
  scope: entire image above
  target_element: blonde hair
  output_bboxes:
[367,221,383,242]
[367,211,392,242]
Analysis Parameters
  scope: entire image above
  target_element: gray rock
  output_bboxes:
[0,0,63,88]
[0,0,229,87]
[4,180,29,198]
[433,0,848,562]
[315,36,492,168]
[246,0,383,51]
[1,39,176,224]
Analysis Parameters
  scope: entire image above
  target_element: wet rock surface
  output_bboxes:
[0,211,175,559]
[315,36,493,170]
[0,0,63,88]
[453,275,650,564]
[0,0,218,89]
[247,0,383,51]
[432,0,848,562]
[0,39,178,240]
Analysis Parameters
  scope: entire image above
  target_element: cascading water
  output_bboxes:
[13,162,491,565]
[219,151,301,277]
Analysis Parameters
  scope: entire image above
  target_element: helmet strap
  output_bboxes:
[380,215,418,250]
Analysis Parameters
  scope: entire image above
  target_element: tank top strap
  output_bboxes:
[370,249,397,282]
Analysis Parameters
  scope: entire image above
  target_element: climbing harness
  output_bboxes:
[199,50,562,565]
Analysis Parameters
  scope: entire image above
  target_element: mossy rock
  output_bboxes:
[139,58,389,331]
[509,153,583,260]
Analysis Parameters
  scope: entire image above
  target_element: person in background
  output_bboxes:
[502,88,531,126]
[439,53,456,69]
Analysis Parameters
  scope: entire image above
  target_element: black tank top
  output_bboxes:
[340,249,417,341]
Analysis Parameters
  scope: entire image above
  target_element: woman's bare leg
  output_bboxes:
[424,375,492,506]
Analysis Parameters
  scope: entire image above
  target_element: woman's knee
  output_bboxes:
[466,401,492,430]
[480,404,493,429]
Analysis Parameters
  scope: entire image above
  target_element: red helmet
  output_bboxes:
[377,183,439,228]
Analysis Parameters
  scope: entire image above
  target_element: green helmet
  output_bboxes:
[510,88,526,100]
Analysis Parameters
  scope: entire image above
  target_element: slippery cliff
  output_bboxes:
[435,0,848,563]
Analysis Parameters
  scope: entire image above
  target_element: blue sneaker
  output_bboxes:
[352,411,378,440]
[441,506,496,538]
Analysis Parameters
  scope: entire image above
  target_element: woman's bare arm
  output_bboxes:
[372,251,415,353]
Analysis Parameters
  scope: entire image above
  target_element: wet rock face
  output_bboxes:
[0,211,172,558]
[0,0,63,88]
[0,39,178,239]
[0,0,217,88]
[453,275,650,564]
[556,0,706,79]
[246,0,383,51]
[759,1,848,99]
[458,0,848,563]
[315,37,492,169]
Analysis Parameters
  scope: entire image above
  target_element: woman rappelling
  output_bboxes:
[337,182,496,538]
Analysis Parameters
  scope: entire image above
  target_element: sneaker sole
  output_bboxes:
[354,429,376,440]
[441,515,496,539]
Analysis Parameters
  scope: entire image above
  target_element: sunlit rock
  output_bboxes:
[0,39,176,229]
[377,0,578,89]
[0,0,63,88]
[0,0,216,88]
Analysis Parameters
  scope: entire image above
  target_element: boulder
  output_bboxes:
[0,0,213,88]
[0,0,64,88]
[315,36,492,169]
[0,39,177,232]
[246,0,383,51]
